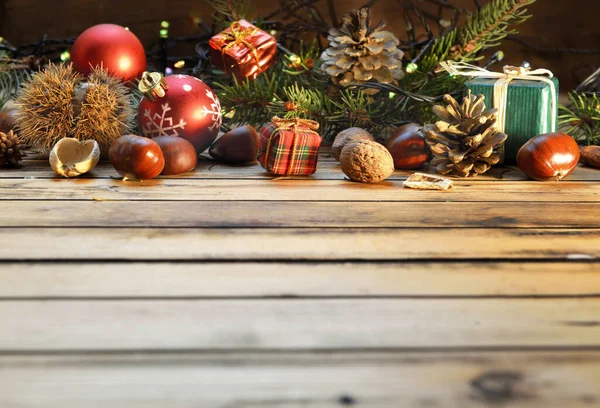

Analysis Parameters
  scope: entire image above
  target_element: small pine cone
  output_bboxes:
[0,130,26,167]
[424,90,507,177]
[320,7,404,91]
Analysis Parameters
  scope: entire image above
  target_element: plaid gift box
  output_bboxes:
[258,117,322,176]
[208,20,277,82]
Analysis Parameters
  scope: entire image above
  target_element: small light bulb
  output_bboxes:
[161,21,170,29]
[289,54,300,63]
[174,60,185,69]
[160,29,169,38]
[165,67,173,75]
[406,62,418,74]
[60,50,71,62]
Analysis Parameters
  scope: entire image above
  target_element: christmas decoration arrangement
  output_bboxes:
[441,62,558,161]
[2,0,600,185]
[259,117,322,176]
[49,138,100,177]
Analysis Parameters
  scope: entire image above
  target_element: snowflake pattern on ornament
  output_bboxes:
[200,89,223,132]
[142,103,187,137]
[140,90,222,137]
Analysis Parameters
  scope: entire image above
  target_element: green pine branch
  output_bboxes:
[421,0,535,72]
[559,91,600,145]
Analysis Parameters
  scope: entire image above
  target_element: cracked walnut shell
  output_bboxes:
[340,139,394,183]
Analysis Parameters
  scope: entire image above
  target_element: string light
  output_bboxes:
[160,21,170,39]
[174,60,185,69]
[406,62,418,74]
[60,50,70,62]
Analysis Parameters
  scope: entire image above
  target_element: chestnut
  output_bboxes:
[109,135,165,180]
[0,108,18,134]
[209,125,260,163]
[516,132,580,181]
[386,123,428,169]
[153,136,198,175]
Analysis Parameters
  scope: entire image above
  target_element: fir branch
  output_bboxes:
[421,0,535,71]
[559,92,600,146]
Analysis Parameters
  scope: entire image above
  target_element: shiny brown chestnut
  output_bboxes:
[516,132,579,181]
[386,123,428,170]
[209,125,260,163]
[153,136,198,175]
[109,135,165,180]
[0,108,18,134]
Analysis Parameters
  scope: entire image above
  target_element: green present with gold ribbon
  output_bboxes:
[440,62,558,163]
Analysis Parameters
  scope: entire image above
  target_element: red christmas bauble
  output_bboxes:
[71,24,146,83]
[138,74,222,153]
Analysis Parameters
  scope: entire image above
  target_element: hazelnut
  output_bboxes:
[332,127,373,161]
[340,139,394,183]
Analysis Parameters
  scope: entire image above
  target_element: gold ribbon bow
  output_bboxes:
[439,61,556,134]
[269,117,320,176]
[221,21,260,62]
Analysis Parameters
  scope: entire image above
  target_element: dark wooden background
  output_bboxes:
[1,0,599,90]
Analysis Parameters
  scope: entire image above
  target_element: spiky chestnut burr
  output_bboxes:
[15,63,134,155]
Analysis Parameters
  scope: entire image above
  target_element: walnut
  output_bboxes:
[340,139,394,183]
[332,127,373,161]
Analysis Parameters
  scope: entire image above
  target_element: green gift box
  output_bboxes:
[465,76,559,163]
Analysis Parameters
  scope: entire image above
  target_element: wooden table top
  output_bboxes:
[1,147,600,407]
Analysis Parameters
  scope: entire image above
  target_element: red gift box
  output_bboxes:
[258,117,322,176]
[209,20,277,82]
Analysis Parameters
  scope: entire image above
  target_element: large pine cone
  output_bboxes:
[424,91,507,177]
[0,130,26,167]
[320,7,404,88]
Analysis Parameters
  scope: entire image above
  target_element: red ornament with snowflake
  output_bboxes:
[137,73,222,153]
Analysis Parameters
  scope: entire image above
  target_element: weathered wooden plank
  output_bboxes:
[0,351,599,407]
[2,298,600,350]
[4,159,600,181]
[0,228,597,261]
[0,201,598,228]
[1,261,599,298]
[1,178,600,202]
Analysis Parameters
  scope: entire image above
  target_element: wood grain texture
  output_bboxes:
[2,298,600,350]
[2,178,600,202]
[3,159,600,181]
[0,228,597,261]
[1,201,599,228]
[1,351,599,408]
[1,261,599,298]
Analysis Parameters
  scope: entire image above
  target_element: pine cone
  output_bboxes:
[0,130,26,167]
[320,7,404,90]
[424,91,507,177]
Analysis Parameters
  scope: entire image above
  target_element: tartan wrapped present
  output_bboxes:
[258,117,322,176]
[440,61,558,163]
[208,19,277,82]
